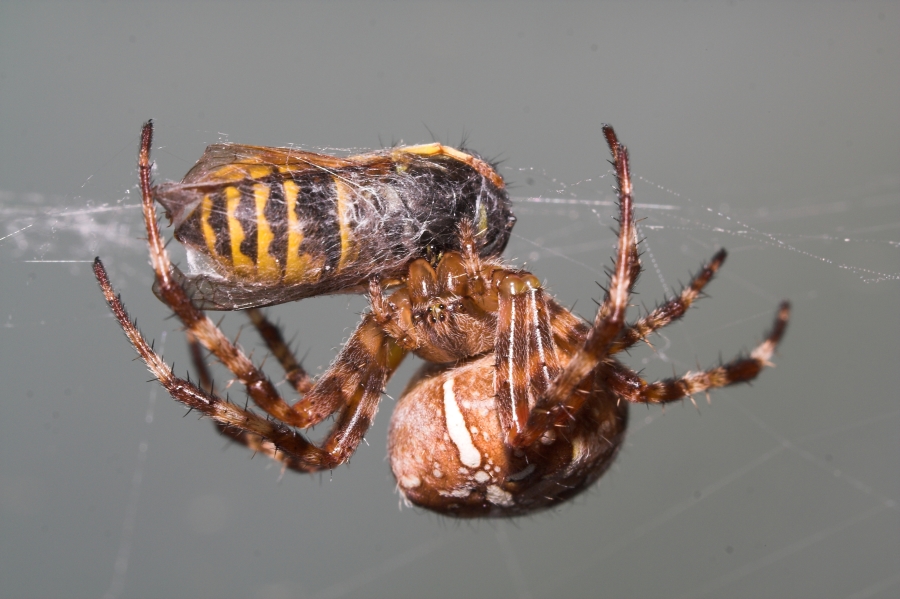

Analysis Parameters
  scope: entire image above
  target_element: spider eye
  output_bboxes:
[425,302,450,324]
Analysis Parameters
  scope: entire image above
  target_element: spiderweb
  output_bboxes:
[1,143,897,597]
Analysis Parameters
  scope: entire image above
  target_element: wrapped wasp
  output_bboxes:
[152,132,515,309]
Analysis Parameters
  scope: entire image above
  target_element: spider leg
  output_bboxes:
[493,273,561,444]
[187,317,386,475]
[274,281,407,462]
[185,329,305,473]
[135,121,308,427]
[294,311,406,446]
[607,302,791,404]
[279,275,407,429]
[245,308,313,394]
[97,254,407,470]
[510,125,639,447]
[94,258,332,470]
[610,249,727,355]
[186,330,214,394]
[99,121,411,471]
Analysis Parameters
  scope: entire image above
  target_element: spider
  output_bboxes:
[94,123,789,517]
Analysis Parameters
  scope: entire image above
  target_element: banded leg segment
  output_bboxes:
[246,308,313,394]
[610,249,727,355]
[512,125,639,447]
[493,273,561,444]
[103,120,409,470]
[608,302,791,405]
[94,258,334,470]
[289,313,407,435]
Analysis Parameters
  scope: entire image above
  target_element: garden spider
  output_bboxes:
[94,123,789,517]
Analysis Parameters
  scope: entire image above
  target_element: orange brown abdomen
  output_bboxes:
[388,356,628,517]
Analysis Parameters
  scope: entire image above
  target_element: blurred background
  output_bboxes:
[1,2,897,598]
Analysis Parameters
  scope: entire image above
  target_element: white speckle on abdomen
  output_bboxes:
[442,378,481,469]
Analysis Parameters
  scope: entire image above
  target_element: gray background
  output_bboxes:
[1,2,897,598]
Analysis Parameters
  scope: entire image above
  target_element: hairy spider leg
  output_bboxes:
[499,128,787,450]
[506,125,640,447]
[96,121,409,471]
[610,248,728,355]
[183,328,318,474]
[185,330,214,393]
[245,308,314,394]
[94,259,326,469]
[493,275,562,441]
[604,301,790,405]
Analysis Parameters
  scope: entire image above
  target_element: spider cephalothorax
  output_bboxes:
[94,122,789,517]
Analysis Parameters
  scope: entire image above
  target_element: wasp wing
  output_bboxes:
[179,143,397,185]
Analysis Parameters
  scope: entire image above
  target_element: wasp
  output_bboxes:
[151,133,516,310]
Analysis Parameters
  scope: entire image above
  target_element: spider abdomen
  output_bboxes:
[388,355,629,517]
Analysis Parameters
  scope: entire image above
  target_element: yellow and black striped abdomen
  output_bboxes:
[162,169,353,286]
[153,144,515,310]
